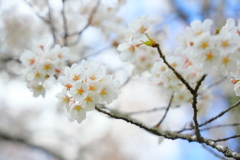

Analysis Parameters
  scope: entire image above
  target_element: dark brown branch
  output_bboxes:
[191,75,207,142]
[154,44,194,94]
[47,0,57,45]
[0,131,63,160]
[61,0,68,46]
[154,93,174,127]
[195,75,207,92]
[95,105,240,159]
[155,43,207,142]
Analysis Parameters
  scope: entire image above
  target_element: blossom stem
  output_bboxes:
[154,93,174,127]
[154,44,195,94]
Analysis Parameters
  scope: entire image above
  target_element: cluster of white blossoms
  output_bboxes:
[20,42,69,97]
[150,55,210,106]
[132,45,159,75]
[176,19,238,75]
[176,18,240,96]
[56,60,120,123]
[117,15,159,74]
[118,16,215,106]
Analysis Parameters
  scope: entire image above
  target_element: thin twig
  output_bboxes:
[25,0,59,45]
[154,93,174,127]
[67,0,100,46]
[177,124,193,133]
[126,106,168,115]
[82,45,110,60]
[24,0,49,23]
[61,0,68,46]
[178,100,240,133]
[200,99,240,127]
[120,76,131,88]
[200,122,240,131]
[47,0,57,45]
[213,135,240,142]
[195,75,207,92]
[205,77,227,91]
[0,131,64,160]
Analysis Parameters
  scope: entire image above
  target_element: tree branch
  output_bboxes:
[61,0,68,46]
[191,74,207,142]
[24,0,49,23]
[205,77,227,91]
[154,43,207,142]
[213,135,240,142]
[177,100,240,133]
[154,44,195,94]
[200,122,240,132]
[95,105,240,159]
[154,93,174,127]
[47,0,57,45]
[67,0,100,46]
[125,106,169,115]
[202,144,230,160]
[200,99,240,127]
[0,131,63,160]
[25,0,59,45]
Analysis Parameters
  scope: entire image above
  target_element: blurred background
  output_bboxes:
[0,0,240,159]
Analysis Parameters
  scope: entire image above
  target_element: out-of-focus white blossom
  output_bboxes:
[117,41,137,62]
[117,15,161,74]
[187,19,213,36]
[149,55,204,106]
[56,60,120,123]
[132,46,158,74]
[117,15,155,63]
[20,40,69,97]
[128,15,152,38]
[56,89,71,109]
[152,18,240,100]
[68,102,87,124]
[234,81,240,96]
[176,18,240,77]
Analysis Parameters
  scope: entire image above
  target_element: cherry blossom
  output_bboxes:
[56,60,120,123]
[117,41,137,62]
[128,15,152,38]
[20,40,69,97]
